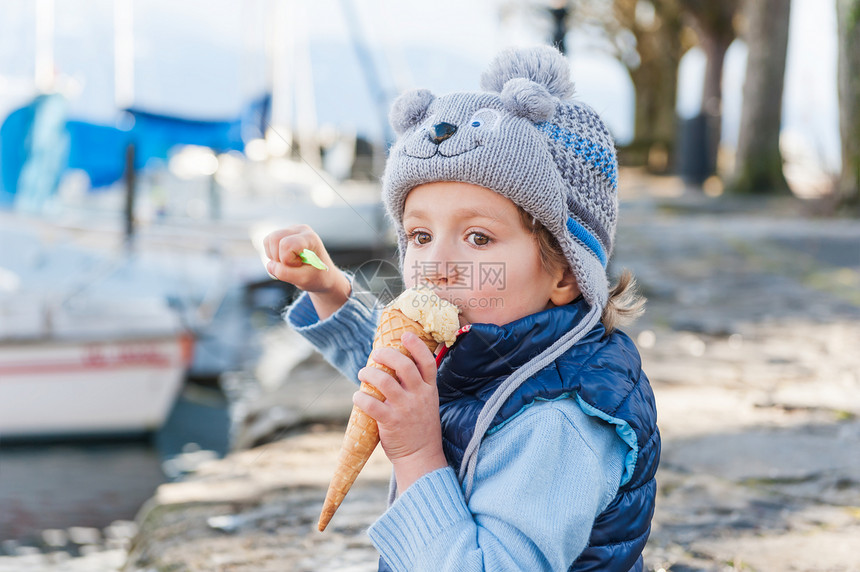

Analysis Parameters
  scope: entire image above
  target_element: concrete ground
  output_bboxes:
[118,171,860,572]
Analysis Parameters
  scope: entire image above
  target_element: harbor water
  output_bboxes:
[0,257,310,572]
[0,382,232,547]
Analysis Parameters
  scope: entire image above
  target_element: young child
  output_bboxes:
[264,45,659,572]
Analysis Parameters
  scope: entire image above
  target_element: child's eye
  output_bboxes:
[408,231,432,245]
[467,232,491,246]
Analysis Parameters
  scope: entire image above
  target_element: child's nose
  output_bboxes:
[424,273,458,289]
[421,259,461,289]
[412,238,462,287]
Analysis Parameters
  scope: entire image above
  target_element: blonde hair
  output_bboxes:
[601,270,646,333]
[518,210,646,333]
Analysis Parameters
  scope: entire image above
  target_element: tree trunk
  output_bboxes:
[616,0,683,173]
[699,32,732,178]
[629,58,679,172]
[633,14,683,172]
[728,0,792,194]
[680,0,739,179]
[837,0,860,210]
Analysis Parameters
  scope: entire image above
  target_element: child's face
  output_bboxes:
[402,181,577,326]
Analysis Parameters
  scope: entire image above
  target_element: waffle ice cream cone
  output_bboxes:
[317,286,460,531]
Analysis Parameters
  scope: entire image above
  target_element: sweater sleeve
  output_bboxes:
[367,399,628,572]
[284,288,379,382]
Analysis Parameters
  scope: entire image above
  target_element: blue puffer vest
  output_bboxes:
[379,299,660,572]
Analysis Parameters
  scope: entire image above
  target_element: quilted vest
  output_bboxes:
[380,299,660,572]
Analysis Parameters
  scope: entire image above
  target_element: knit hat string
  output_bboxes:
[457,304,602,502]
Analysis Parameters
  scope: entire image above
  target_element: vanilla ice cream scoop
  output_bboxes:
[391,285,461,347]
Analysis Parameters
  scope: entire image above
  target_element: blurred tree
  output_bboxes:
[611,0,686,173]
[530,0,740,177]
[836,0,860,211]
[679,0,740,178]
[727,0,791,194]
[571,0,690,172]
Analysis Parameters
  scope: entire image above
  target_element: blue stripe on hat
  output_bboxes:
[535,122,618,189]
[566,216,607,267]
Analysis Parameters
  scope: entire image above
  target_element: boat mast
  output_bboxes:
[114,0,136,244]
[34,0,54,93]
[114,0,135,110]
[339,0,392,147]
[267,0,294,155]
[292,0,321,168]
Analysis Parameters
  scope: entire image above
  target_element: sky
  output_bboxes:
[0,0,842,171]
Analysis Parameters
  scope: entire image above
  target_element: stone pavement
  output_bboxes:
[614,175,860,572]
[0,522,135,572]
[117,171,860,571]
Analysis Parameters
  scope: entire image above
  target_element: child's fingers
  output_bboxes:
[266,260,304,283]
[352,389,390,424]
[263,226,313,264]
[369,348,425,392]
[357,365,404,401]
[263,229,291,263]
[262,229,284,260]
[266,227,298,261]
[277,235,309,267]
[401,333,438,385]
[263,234,274,261]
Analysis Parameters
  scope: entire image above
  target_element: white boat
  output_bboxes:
[0,215,200,439]
[0,334,192,438]
[0,293,193,438]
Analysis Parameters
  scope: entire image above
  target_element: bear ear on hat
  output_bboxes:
[500,77,556,122]
[389,89,435,136]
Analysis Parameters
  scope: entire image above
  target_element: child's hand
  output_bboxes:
[263,225,339,292]
[263,226,351,319]
[354,332,448,492]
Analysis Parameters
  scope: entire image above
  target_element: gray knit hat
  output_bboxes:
[382,45,618,311]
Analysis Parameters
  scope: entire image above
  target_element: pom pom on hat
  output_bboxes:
[500,77,556,122]
[480,45,575,99]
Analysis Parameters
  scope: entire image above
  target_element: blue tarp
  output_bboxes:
[65,119,133,189]
[0,101,38,206]
[0,93,270,207]
[128,108,244,170]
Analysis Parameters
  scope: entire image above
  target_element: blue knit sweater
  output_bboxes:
[287,291,634,571]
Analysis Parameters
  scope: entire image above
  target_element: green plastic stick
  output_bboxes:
[299,249,328,271]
